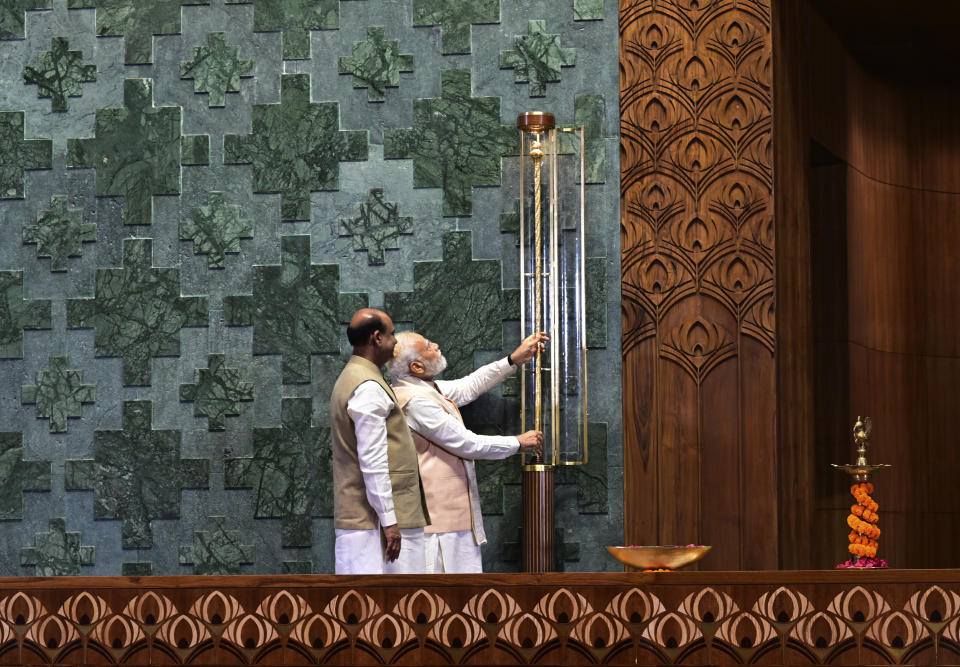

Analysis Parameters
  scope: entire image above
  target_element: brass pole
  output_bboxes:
[531,136,544,459]
[517,112,556,572]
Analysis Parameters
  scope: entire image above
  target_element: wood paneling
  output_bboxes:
[771,0,817,570]
[2,572,960,665]
[775,1,960,569]
[620,1,775,568]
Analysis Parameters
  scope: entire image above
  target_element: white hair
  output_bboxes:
[387,331,421,379]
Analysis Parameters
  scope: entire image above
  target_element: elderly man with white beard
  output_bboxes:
[387,331,547,573]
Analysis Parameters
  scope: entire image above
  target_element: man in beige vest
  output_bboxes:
[330,308,429,574]
[387,331,546,573]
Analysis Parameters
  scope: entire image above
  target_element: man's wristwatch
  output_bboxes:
[507,353,516,366]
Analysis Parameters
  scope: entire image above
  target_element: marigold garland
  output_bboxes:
[847,483,880,559]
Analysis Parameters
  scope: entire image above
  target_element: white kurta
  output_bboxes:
[334,380,424,574]
[393,358,519,573]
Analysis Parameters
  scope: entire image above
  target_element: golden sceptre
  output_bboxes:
[519,112,553,464]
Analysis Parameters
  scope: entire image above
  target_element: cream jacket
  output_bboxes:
[392,358,519,545]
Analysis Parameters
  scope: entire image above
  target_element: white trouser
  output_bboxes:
[424,530,483,573]
[335,528,426,574]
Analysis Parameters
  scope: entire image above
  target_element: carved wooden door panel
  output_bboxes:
[620,0,776,569]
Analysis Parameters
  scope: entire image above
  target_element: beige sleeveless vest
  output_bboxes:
[393,383,485,544]
[330,356,428,530]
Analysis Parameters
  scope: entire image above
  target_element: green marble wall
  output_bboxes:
[0,0,621,575]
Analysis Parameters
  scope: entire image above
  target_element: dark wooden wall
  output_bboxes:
[619,0,776,569]
[623,0,960,570]
[773,2,960,569]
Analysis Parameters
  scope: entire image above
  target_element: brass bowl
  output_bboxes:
[606,545,711,570]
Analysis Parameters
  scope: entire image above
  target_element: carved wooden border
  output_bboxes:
[1,572,959,665]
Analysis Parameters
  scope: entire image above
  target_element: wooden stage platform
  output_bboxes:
[1,569,959,665]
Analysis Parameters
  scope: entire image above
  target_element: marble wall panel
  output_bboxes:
[0,0,620,575]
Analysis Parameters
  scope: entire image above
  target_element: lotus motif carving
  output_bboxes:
[257,590,311,626]
[290,613,346,648]
[678,587,739,624]
[622,19,679,55]
[670,214,727,255]
[155,613,209,649]
[222,613,278,648]
[121,591,177,627]
[606,588,666,624]
[26,614,80,648]
[790,611,853,648]
[393,588,450,625]
[464,589,521,625]
[90,613,145,649]
[623,253,693,312]
[670,135,725,176]
[641,611,702,648]
[0,592,47,626]
[638,95,683,134]
[324,590,380,626]
[59,592,110,627]
[715,611,776,649]
[189,590,243,626]
[358,613,414,648]
[721,18,767,51]
[752,586,813,625]
[704,91,768,135]
[499,611,557,648]
[827,585,891,625]
[708,181,766,229]
[865,610,929,648]
[703,252,769,307]
[661,319,736,384]
[635,182,683,222]
[905,585,960,626]
[623,180,687,236]
[570,611,628,648]
[427,612,484,648]
[534,588,593,625]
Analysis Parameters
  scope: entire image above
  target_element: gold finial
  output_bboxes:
[832,416,888,482]
[852,416,872,466]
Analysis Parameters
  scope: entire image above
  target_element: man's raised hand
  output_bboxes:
[511,332,549,365]
[517,430,543,454]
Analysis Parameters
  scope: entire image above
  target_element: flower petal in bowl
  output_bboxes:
[605,545,711,570]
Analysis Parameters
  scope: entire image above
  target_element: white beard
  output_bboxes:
[421,354,447,378]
